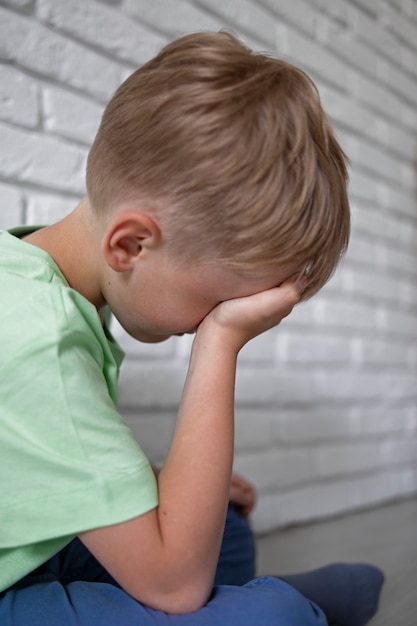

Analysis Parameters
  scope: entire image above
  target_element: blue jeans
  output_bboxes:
[0,506,326,626]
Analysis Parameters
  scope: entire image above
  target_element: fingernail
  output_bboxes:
[296,273,308,292]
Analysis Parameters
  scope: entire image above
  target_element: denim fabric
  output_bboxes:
[214,504,256,585]
[0,506,327,626]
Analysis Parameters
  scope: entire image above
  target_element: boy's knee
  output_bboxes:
[209,577,327,626]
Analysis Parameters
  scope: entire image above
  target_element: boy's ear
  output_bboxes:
[102,211,161,272]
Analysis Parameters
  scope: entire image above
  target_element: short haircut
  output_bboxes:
[86,31,350,299]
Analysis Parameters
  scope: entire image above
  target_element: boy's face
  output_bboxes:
[106,248,298,344]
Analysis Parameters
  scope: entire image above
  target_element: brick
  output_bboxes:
[342,267,401,303]
[385,122,416,161]
[282,298,320,328]
[319,297,379,331]
[401,44,417,75]
[25,191,78,224]
[235,368,315,406]
[315,442,384,477]
[258,0,317,37]
[383,439,417,466]
[348,171,380,204]
[279,25,348,90]
[42,87,103,145]
[197,0,276,46]
[353,73,403,124]
[406,405,417,430]
[37,0,166,66]
[380,308,417,338]
[323,19,378,75]
[400,282,417,309]
[352,4,401,63]
[274,409,354,443]
[345,235,385,269]
[239,331,276,363]
[352,138,403,184]
[0,183,23,229]
[350,407,411,437]
[269,481,349,526]
[234,409,274,451]
[314,370,385,402]
[118,360,187,409]
[378,58,417,108]
[400,162,415,190]
[235,447,315,491]
[389,0,412,14]
[355,339,410,367]
[305,275,345,305]
[373,117,390,149]
[382,372,417,402]
[0,0,35,10]
[346,0,378,17]
[0,7,123,101]
[320,0,349,25]
[122,411,175,465]
[0,66,39,127]
[321,88,376,138]
[173,334,196,360]
[317,265,346,295]
[249,492,273,534]
[346,471,404,509]
[385,245,417,278]
[125,0,221,37]
[400,219,417,247]
[278,333,353,365]
[331,99,413,168]
[399,467,417,496]
[0,124,86,193]
[408,345,417,368]
[393,281,416,311]
[401,100,417,130]
[352,204,403,244]
[382,2,417,52]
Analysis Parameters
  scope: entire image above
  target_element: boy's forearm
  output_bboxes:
[149,282,302,605]
[156,329,238,600]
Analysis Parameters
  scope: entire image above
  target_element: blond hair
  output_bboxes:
[86,31,350,299]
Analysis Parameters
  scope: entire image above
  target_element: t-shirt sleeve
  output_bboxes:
[1,292,159,548]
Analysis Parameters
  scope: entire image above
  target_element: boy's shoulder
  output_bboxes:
[0,229,104,357]
[1,227,65,284]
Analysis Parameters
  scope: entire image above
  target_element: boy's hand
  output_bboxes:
[199,276,304,352]
[229,473,256,516]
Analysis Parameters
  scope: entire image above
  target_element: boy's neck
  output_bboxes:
[24,199,106,311]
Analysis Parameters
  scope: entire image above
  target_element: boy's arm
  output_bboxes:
[79,278,302,613]
[152,465,256,515]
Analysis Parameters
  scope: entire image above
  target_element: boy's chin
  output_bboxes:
[127,328,173,343]
[136,333,173,343]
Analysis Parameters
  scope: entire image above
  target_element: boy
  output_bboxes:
[0,32,383,625]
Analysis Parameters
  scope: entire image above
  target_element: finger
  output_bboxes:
[257,282,301,324]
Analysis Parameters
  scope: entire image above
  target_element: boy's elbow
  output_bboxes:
[130,582,212,615]
[162,589,210,615]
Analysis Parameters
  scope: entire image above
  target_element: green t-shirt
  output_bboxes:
[0,229,159,592]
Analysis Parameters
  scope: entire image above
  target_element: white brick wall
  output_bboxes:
[1,0,416,533]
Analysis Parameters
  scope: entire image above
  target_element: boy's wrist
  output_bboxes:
[193,319,243,357]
